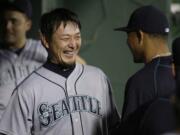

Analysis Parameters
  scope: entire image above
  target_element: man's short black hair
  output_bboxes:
[40,8,81,42]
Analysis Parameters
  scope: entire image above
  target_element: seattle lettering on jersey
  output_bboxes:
[38,95,102,127]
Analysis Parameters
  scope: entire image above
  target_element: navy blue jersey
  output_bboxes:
[121,56,176,122]
[139,98,176,135]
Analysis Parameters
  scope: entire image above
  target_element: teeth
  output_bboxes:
[64,51,75,55]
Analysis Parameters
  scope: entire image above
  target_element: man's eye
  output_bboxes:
[61,38,69,41]
[75,36,81,40]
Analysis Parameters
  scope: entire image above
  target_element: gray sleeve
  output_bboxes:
[106,78,121,135]
[101,72,121,135]
[0,87,33,135]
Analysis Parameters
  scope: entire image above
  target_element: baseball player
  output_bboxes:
[0,8,120,135]
[0,0,47,119]
[114,5,176,134]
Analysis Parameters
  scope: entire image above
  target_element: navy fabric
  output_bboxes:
[121,56,176,122]
[115,5,169,35]
[139,98,176,135]
[172,37,180,66]
[118,98,176,135]
[43,60,75,78]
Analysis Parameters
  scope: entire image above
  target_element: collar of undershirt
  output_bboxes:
[43,60,75,78]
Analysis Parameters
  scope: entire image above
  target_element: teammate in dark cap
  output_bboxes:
[115,5,176,134]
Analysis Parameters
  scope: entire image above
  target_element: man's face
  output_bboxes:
[127,32,144,63]
[1,10,31,48]
[46,22,81,66]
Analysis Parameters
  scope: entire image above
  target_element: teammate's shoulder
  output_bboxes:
[26,38,47,58]
[26,38,42,47]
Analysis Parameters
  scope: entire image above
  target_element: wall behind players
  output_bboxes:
[2,0,171,111]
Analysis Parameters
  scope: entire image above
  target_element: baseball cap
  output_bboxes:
[114,5,170,35]
[3,0,32,18]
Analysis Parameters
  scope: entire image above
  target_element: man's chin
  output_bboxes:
[133,58,143,63]
[4,38,15,45]
[61,60,76,67]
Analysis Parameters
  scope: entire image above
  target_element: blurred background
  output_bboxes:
[1,0,180,112]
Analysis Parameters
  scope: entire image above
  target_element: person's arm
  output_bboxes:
[121,77,138,122]
[104,76,121,135]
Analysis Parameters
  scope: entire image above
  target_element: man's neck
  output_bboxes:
[144,41,170,63]
[44,60,76,78]
[7,38,26,49]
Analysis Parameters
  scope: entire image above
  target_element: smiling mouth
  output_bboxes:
[64,51,77,57]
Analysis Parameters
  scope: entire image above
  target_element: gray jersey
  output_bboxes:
[0,64,120,135]
[0,39,47,119]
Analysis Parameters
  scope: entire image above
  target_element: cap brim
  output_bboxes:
[114,27,137,32]
[114,27,127,31]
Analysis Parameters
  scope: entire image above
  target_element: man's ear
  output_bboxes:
[138,30,144,46]
[39,31,49,49]
[26,19,32,31]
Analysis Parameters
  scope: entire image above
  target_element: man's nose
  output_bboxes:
[69,38,76,48]
[5,21,12,30]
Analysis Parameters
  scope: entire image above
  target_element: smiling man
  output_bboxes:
[42,21,81,66]
[0,8,120,135]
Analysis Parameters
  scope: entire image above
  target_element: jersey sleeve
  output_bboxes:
[121,77,139,122]
[103,75,121,135]
[0,87,33,135]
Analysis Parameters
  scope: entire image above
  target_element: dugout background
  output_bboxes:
[2,0,179,112]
